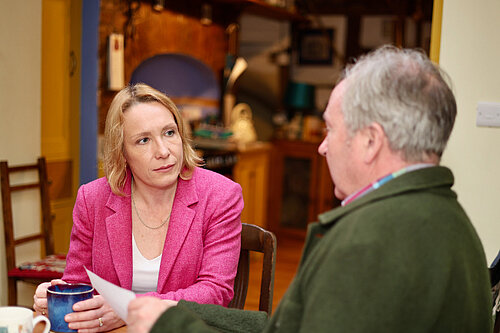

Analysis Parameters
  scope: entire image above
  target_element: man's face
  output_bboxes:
[318,81,364,200]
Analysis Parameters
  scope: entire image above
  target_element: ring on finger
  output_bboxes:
[98,317,104,327]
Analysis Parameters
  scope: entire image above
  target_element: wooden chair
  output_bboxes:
[1,157,65,305]
[228,223,277,314]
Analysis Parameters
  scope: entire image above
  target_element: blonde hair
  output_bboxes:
[103,83,203,196]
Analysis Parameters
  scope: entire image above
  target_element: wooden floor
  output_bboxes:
[243,232,306,313]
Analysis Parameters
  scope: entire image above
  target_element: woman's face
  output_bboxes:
[122,101,184,191]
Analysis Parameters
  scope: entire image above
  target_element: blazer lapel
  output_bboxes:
[105,174,133,289]
[156,174,198,292]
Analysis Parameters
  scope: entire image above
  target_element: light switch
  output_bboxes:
[476,102,500,127]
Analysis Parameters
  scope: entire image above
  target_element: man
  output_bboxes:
[126,45,492,332]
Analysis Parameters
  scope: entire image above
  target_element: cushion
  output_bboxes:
[8,254,66,279]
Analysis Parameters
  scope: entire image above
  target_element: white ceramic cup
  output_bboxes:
[0,306,50,333]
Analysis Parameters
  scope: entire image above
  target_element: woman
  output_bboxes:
[33,83,243,331]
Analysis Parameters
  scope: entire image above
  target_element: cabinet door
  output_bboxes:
[279,156,314,229]
[233,148,270,228]
[315,157,339,216]
[41,0,81,253]
[268,140,338,234]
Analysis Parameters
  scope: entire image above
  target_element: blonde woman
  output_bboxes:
[34,83,243,332]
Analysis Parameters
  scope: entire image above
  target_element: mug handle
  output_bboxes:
[33,315,51,333]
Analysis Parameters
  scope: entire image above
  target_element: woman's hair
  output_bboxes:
[342,45,457,162]
[103,83,203,196]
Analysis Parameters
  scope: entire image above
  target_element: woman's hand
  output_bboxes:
[64,295,125,332]
[33,279,66,316]
[127,297,177,333]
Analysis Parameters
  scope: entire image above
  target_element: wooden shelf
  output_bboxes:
[212,0,307,22]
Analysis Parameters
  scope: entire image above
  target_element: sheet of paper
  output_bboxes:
[85,267,135,322]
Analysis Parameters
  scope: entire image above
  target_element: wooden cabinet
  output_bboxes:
[267,140,340,235]
[233,143,272,229]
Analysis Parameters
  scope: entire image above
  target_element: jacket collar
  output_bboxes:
[157,170,199,291]
[105,171,134,288]
[318,166,455,227]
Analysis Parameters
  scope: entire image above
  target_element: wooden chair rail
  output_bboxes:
[14,234,45,245]
[1,157,63,305]
[228,223,277,314]
[11,183,40,191]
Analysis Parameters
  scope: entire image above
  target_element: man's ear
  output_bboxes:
[361,122,385,164]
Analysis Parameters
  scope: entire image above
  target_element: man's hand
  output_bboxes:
[127,297,177,333]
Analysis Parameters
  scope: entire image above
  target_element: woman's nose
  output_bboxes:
[155,140,170,158]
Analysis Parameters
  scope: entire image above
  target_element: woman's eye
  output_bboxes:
[165,129,175,137]
[138,137,149,144]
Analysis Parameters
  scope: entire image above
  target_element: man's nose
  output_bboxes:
[318,139,327,156]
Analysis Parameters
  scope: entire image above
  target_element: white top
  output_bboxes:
[131,234,161,294]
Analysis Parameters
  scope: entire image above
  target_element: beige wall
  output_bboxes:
[0,1,42,305]
[439,0,500,263]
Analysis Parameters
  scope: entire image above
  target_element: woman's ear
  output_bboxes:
[361,122,385,164]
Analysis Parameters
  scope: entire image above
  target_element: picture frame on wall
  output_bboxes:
[297,28,335,65]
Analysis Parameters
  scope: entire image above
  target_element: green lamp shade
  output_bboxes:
[284,82,315,110]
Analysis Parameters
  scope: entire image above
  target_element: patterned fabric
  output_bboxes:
[8,254,66,279]
[18,254,66,273]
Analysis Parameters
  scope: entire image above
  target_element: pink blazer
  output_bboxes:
[62,167,243,306]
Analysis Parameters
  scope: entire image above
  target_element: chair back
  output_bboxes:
[0,157,54,272]
[228,223,277,314]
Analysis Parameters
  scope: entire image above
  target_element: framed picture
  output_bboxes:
[297,28,334,65]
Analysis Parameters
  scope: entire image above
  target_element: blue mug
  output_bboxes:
[47,283,94,332]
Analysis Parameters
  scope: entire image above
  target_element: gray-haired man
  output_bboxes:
[127,45,492,333]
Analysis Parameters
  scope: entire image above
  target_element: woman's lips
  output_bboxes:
[154,164,173,172]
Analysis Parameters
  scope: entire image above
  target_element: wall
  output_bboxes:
[439,0,500,263]
[238,14,289,141]
[0,1,42,305]
[291,16,347,111]
[237,15,347,140]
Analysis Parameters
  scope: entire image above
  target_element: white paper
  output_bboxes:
[85,267,136,322]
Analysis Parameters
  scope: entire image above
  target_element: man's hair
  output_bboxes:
[103,83,203,196]
[342,45,457,162]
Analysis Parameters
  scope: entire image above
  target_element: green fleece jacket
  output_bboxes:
[151,166,492,333]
